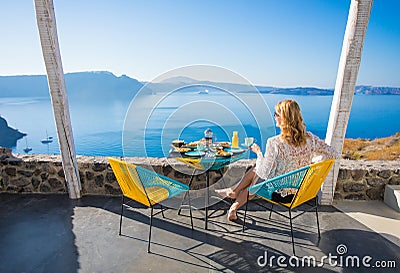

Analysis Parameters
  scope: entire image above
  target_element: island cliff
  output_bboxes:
[0,116,26,148]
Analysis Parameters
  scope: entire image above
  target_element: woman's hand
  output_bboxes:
[250,143,261,154]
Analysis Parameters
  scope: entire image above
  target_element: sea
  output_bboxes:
[1,93,399,158]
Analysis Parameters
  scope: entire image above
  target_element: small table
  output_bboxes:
[173,150,247,229]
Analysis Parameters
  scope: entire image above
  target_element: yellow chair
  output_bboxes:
[242,159,335,255]
[108,157,193,253]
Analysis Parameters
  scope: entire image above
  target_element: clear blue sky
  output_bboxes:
[1,0,399,88]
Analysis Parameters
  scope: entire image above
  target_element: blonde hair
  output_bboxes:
[275,100,307,146]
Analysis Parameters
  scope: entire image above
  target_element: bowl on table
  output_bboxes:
[216,141,231,149]
[172,139,185,148]
[225,148,246,154]
[184,141,199,149]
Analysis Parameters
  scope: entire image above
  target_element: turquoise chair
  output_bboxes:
[243,159,335,255]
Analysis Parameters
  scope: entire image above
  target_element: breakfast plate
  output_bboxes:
[225,148,246,154]
[216,141,231,148]
[185,151,206,157]
[216,150,232,157]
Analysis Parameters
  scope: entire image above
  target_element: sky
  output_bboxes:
[1,0,399,88]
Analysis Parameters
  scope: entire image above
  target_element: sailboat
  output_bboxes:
[41,131,53,144]
[23,138,32,153]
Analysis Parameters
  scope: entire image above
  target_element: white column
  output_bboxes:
[322,0,373,205]
[34,0,82,199]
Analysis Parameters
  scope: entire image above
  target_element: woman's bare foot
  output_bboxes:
[215,188,237,199]
[227,208,238,221]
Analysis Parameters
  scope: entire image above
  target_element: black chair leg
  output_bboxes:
[242,191,250,232]
[187,191,194,230]
[315,197,321,238]
[269,204,274,219]
[148,206,154,253]
[289,209,295,255]
[160,204,165,218]
[119,195,124,236]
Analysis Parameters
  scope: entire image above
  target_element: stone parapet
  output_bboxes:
[1,148,399,200]
[335,160,400,200]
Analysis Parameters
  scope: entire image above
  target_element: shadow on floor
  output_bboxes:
[0,193,399,272]
[0,194,79,273]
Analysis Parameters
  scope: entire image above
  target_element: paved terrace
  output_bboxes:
[0,193,399,273]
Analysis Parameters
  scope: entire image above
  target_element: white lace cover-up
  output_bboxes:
[254,132,339,195]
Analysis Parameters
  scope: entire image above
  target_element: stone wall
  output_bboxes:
[1,148,399,200]
[0,149,252,197]
[335,160,400,200]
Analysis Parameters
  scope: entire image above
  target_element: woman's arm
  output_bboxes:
[310,132,340,160]
[252,137,278,180]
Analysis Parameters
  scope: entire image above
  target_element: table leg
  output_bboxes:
[205,170,209,230]
[178,169,196,215]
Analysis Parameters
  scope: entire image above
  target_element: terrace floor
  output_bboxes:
[0,193,399,273]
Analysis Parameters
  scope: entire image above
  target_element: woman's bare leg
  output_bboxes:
[227,189,247,220]
[233,167,258,193]
[215,166,258,199]
[227,189,254,221]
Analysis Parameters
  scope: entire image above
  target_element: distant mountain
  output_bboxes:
[0,71,143,101]
[0,75,48,97]
[143,77,261,95]
[244,85,400,96]
[0,72,398,98]
[355,85,400,95]
[259,87,334,96]
[157,76,200,84]
[147,76,399,96]
[64,72,143,101]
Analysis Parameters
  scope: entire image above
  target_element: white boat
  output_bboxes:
[41,136,53,144]
[198,89,209,94]
[41,131,53,144]
[23,138,32,153]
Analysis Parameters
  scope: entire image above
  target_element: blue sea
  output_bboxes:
[1,93,399,158]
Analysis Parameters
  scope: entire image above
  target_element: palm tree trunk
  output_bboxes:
[34,0,81,199]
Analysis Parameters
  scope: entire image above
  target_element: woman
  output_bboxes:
[216,99,339,221]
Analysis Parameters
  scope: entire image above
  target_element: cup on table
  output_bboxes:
[244,137,255,147]
[197,140,207,151]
